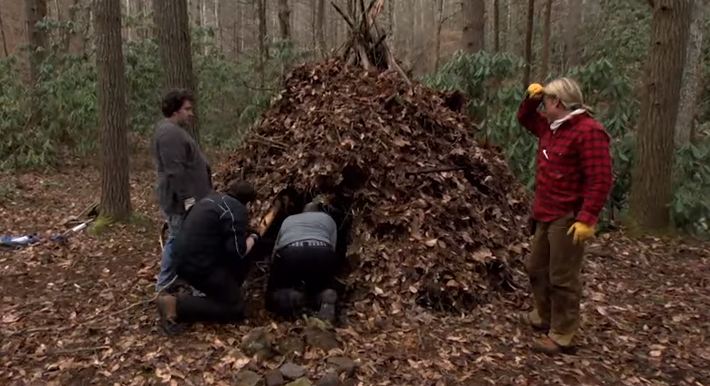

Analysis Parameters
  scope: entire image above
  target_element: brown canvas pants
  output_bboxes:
[526,213,584,347]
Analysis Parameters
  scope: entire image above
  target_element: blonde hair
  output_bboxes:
[543,77,592,112]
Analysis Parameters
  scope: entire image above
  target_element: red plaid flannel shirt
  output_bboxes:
[517,98,613,225]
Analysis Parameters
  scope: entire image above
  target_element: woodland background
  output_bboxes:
[0,1,709,384]
[0,0,708,236]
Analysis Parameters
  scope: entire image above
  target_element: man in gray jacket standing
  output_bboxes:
[152,89,212,292]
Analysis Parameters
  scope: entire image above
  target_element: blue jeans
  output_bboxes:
[156,213,184,292]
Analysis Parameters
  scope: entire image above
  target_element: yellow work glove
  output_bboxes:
[567,222,595,244]
[526,83,544,100]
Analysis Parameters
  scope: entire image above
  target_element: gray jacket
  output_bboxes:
[152,119,212,215]
[274,212,337,251]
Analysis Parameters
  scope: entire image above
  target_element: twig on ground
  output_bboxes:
[82,294,157,327]
[405,166,467,176]
[45,345,111,356]
[249,134,288,150]
[5,295,157,337]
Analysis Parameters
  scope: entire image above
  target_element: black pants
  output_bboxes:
[267,244,338,308]
[175,264,245,323]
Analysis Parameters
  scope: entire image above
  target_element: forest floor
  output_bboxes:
[0,155,708,386]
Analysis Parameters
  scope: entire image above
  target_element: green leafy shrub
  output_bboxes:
[0,21,309,169]
[0,57,34,169]
[567,59,637,222]
[672,136,710,237]
[425,52,638,226]
[0,51,97,169]
[125,38,162,134]
[423,51,536,185]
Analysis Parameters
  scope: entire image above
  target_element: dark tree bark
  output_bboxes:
[493,0,500,52]
[315,0,326,56]
[0,6,9,57]
[256,0,268,88]
[540,0,552,79]
[96,0,131,220]
[522,0,535,88]
[24,0,48,127]
[235,0,243,56]
[462,0,485,53]
[135,0,147,39]
[25,0,48,85]
[434,0,445,70]
[630,0,692,231]
[124,0,133,41]
[675,0,704,147]
[563,0,582,69]
[278,0,290,41]
[346,0,355,20]
[387,0,394,38]
[153,0,200,141]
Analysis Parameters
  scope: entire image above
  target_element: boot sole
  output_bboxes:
[157,297,186,336]
[317,304,336,324]
[519,313,550,332]
[532,342,577,356]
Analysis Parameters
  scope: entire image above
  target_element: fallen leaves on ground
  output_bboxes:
[0,165,708,385]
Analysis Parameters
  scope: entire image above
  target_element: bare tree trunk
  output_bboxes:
[346,0,355,20]
[405,0,414,62]
[214,0,219,28]
[462,0,485,53]
[189,0,201,27]
[124,0,132,41]
[25,0,48,128]
[523,0,534,87]
[506,0,512,52]
[135,0,147,39]
[278,0,290,41]
[675,0,704,147]
[563,0,582,69]
[581,0,600,26]
[96,0,131,220]
[218,0,235,56]
[0,6,9,57]
[509,0,527,56]
[63,0,86,52]
[238,3,245,55]
[388,0,394,38]
[494,0,500,52]
[88,6,94,49]
[53,0,60,20]
[434,0,444,70]
[630,0,692,231]
[500,0,509,52]
[257,0,268,88]
[215,0,222,51]
[315,0,326,56]
[25,0,49,86]
[540,0,552,79]
[153,0,200,141]
[201,0,206,28]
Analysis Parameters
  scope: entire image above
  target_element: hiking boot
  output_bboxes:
[156,293,186,336]
[532,336,575,355]
[316,289,337,324]
[520,311,550,332]
[271,289,306,317]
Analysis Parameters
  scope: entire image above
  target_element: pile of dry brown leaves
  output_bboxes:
[220,59,530,313]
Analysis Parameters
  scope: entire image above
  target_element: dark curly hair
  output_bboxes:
[161,89,194,118]
[225,179,257,205]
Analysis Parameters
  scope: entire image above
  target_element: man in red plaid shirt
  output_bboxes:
[517,78,613,354]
